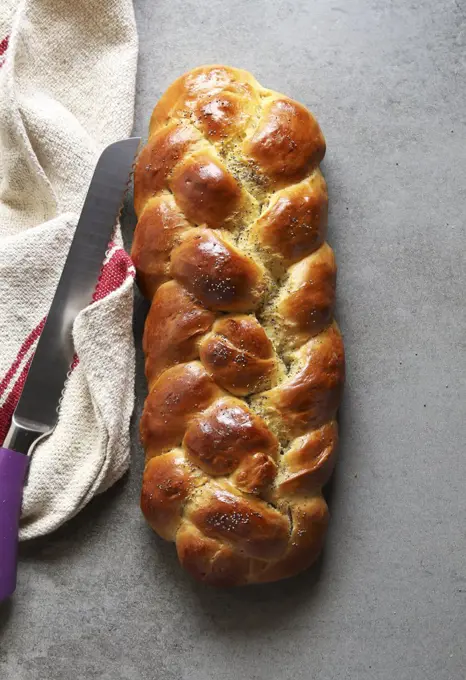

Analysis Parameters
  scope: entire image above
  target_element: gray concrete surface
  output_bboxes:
[1,0,466,678]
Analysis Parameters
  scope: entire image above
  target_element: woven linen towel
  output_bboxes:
[0,0,138,539]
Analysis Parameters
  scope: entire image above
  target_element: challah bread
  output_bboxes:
[132,65,345,586]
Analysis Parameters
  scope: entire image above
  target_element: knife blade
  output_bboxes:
[0,136,140,601]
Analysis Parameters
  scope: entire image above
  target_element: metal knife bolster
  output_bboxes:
[3,416,51,454]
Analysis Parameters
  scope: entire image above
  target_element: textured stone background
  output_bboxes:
[1,1,465,678]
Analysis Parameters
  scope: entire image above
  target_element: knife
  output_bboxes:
[0,137,140,601]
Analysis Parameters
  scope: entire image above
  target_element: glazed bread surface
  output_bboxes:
[132,65,345,586]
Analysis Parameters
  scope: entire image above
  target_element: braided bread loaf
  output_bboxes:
[132,65,345,586]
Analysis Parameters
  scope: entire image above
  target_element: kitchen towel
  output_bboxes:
[0,0,138,539]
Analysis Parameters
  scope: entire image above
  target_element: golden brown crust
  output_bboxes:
[232,452,278,495]
[149,65,261,138]
[176,523,250,587]
[199,315,276,396]
[249,172,328,268]
[254,496,329,583]
[142,281,215,386]
[278,421,338,494]
[134,123,200,217]
[141,452,206,540]
[183,397,278,476]
[170,153,242,228]
[131,195,191,299]
[243,98,326,178]
[253,324,345,439]
[170,228,265,312]
[277,243,337,345]
[186,484,290,560]
[133,65,345,586]
[140,362,222,459]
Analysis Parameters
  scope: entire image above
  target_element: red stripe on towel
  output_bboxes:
[0,35,9,66]
[0,317,45,400]
[93,247,134,302]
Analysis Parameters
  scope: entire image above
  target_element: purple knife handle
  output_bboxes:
[0,447,29,601]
